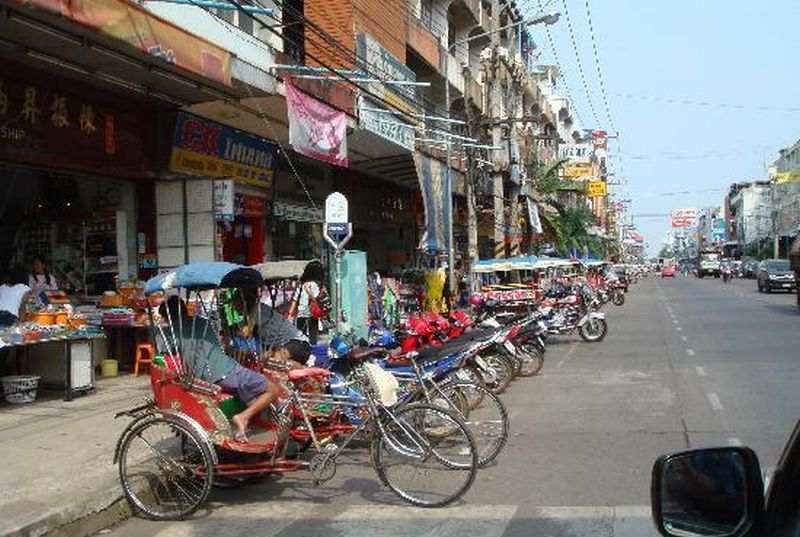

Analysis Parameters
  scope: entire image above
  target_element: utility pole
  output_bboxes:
[490,0,505,260]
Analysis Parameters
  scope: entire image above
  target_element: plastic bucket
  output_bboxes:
[101,359,118,377]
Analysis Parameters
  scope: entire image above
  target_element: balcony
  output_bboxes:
[441,50,465,95]
[407,17,440,70]
[450,0,481,27]
[464,72,484,112]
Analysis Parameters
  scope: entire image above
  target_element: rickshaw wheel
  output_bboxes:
[118,417,214,520]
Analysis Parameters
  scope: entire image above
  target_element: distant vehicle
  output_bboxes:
[661,266,676,278]
[742,260,759,279]
[650,419,800,537]
[696,250,721,278]
[757,259,796,293]
[791,237,800,310]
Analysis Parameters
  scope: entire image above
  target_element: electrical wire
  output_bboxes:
[612,92,800,113]
[582,0,613,131]
[559,0,599,126]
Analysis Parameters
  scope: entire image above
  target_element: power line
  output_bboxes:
[532,0,584,128]
[582,0,613,130]
[612,92,800,113]
[559,0,599,126]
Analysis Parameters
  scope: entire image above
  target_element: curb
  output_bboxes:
[2,484,131,537]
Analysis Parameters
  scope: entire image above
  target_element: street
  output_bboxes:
[103,277,800,537]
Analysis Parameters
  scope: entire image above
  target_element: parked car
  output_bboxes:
[651,419,800,537]
[661,266,677,278]
[757,259,796,293]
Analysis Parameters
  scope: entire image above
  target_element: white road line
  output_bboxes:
[680,335,688,342]
[676,327,683,332]
[695,366,707,377]
[707,393,724,411]
[556,342,581,368]
[727,437,742,446]
[672,319,678,324]
[686,349,696,357]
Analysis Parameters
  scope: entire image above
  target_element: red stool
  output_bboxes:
[134,343,155,377]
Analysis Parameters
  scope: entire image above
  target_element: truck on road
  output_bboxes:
[696,250,721,278]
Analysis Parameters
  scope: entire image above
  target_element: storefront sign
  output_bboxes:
[355,34,418,113]
[14,0,232,86]
[170,112,278,188]
[358,98,415,152]
[234,194,267,218]
[558,142,591,163]
[563,163,593,179]
[772,171,800,184]
[274,201,323,223]
[592,130,608,151]
[670,208,699,229]
[586,181,607,197]
[213,180,235,221]
[0,63,157,177]
[286,80,348,167]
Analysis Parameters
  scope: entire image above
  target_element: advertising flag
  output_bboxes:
[286,80,348,167]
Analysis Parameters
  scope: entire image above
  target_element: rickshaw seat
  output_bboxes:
[288,367,331,382]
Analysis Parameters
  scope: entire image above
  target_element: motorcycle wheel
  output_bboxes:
[578,317,607,343]
[478,351,514,394]
[612,292,625,306]
[516,341,545,377]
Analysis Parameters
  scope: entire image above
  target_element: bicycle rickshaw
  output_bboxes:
[113,262,478,520]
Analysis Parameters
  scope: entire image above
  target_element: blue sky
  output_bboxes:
[521,0,800,255]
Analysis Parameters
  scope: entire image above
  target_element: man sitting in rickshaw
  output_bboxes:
[160,296,303,442]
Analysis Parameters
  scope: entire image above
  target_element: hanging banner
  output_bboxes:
[592,130,608,150]
[670,208,699,229]
[563,163,593,179]
[358,98,415,152]
[526,197,543,234]
[286,80,348,167]
[586,181,607,197]
[414,153,450,253]
[170,112,278,187]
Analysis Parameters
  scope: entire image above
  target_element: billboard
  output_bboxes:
[563,163,593,179]
[586,181,607,197]
[670,208,699,229]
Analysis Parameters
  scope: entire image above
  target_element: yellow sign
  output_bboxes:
[586,181,607,197]
[772,171,800,184]
[563,163,593,179]
[170,148,275,188]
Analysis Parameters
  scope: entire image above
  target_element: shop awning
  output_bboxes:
[0,0,270,106]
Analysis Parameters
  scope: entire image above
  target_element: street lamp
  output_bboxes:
[443,12,560,294]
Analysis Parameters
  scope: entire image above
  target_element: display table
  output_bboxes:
[3,332,105,401]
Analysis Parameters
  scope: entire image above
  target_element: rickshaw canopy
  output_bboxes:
[144,262,264,295]
[472,256,575,273]
[251,260,318,282]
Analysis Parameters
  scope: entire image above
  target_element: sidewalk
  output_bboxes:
[0,375,151,537]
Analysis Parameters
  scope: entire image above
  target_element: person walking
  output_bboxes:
[296,261,326,344]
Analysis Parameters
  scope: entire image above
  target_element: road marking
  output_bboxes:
[727,437,742,446]
[695,366,707,377]
[676,327,683,332]
[672,319,678,324]
[686,349,696,357]
[556,342,580,368]
[707,393,723,411]
[680,335,688,342]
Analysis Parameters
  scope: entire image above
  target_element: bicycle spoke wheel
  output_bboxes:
[372,404,477,507]
[440,366,486,409]
[119,418,214,520]
[436,381,509,467]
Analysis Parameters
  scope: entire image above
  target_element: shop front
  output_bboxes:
[0,60,164,391]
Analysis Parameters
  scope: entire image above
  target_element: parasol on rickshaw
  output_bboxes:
[113,262,479,520]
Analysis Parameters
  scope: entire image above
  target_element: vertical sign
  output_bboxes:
[213,179,234,221]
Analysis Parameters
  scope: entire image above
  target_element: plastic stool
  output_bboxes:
[134,343,156,377]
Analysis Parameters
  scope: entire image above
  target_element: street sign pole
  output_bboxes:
[323,193,352,334]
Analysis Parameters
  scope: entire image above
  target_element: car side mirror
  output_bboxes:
[651,447,764,537]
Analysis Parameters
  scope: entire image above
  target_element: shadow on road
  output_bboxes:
[759,303,800,317]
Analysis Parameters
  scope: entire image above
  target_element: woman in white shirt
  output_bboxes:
[0,278,30,327]
[28,256,58,299]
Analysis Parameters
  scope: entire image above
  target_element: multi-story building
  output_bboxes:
[726,182,772,253]
[770,139,800,255]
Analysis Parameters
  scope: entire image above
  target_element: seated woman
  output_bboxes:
[159,296,301,442]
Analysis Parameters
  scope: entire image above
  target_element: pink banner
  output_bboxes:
[286,80,348,167]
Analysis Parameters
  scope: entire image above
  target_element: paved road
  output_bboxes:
[103,276,800,537]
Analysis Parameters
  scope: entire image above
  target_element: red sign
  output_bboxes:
[104,115,115,155]
[592,130,608,151]
[243,195,267,218]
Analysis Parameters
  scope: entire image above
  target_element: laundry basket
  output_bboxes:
[1,375,41,404]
